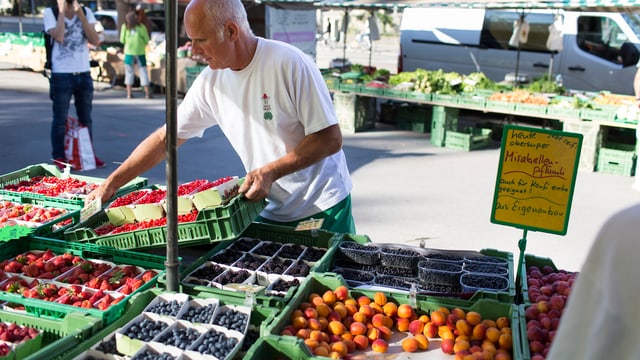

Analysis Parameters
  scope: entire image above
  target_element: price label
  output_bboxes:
[295,218,324,231]
[80,197,102,223]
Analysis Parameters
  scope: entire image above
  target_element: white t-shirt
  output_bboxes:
[547,203,640,360]
[177,38,352,222]
[43,7,96,73]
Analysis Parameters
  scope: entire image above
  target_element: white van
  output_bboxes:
[399,8,640,95]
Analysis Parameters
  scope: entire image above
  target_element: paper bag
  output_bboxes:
[64,116,96,171]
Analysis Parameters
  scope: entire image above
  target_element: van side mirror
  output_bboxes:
[619,42,639,67]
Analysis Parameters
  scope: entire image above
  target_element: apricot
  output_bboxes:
[308,318,322,331]
[330,341,348,357]
[471,323,487,340]
[304,338,320,350]
[341,332,353,342]
[485,327,501,343]
[377,325,392,341]
[451,307,466,319]
[401,337,419,352]
[311,295,325,307]
[423,321,438,338]
[437,306,451,317]
[318,317,329,331]
[418,314,430,324]
[446,313,461,329]
[456,319,472,337]
[313,346,329,357]
[292,316,308,330]
[465,311,482,326]
[370,302,384,315]
[495,349,512,360]
[343,338,356,353]
[327,310,342,323]
[371,338,389,353]
[454,350,472,360]
[333,303,347,320]
[453,339,470,353]
[296,328,311,339]
[441,338,455,354]
[291,309,303,321]
[280,328,294,336]
[383,302,398,317]
[482,319,497,328]
[409,319,425,335]
[316,303,331,318]
[308,292,321,303]
[357,295,371,307]
[438,325,454,340]
[374,292,387,306]
[397,304,414,319]
[358,304,374,319]
[430,310,446,326]
[328,351,341,360]
[349,321,367,336]
[414,334,429,350]
[496,316,510,330]
[353,334,369,350]
[300,302,314,311]
[309,330,324,342]
[328,320,346,335]
[498,333,512,350]
[352,312,367,324]
[367,327,381,342]
[304,307,318,320]
[396,317,410,332]
[344,298,357,307]
[345,303,358,316]
[334,285,349,301]
[322,290,337,306]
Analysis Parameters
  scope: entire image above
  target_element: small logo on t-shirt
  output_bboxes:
[262,93,273,121]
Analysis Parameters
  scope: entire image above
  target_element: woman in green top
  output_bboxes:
[120,11,151,99]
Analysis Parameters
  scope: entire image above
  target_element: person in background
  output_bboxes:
[43,0,105,170]
[87,0,356,234]
[135,4,153,38]
[547,203,640,360]
[120,10,151,99]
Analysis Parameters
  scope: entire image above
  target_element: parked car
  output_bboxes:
[94,10,119,44]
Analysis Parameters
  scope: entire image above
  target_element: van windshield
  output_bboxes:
[621,13,640,38]
[480,10,555,53]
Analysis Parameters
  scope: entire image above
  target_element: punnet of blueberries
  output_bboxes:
[180,303,217,324]
[213,307,249,333]
[145,299,183,316]
[94,336,124,356]
[155,324,201,350]
[194,328,239,359]
[130,349,176,360]
[380,247,420,269]
[124,318,166,342]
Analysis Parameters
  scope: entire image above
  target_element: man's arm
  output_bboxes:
[76,3,100,46]
[87,127,188,203]
[239,124,343,200]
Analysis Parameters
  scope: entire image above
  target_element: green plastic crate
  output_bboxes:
[0,164,147,208]
[406,91,431,102]
[383,88,408,99]
[333,92,376,134]
[514,103,548,116]
[360,86,385,96]
[597,143,637,176]
[431,93,459,106]
[547,106,582,119]
[185,65,207,92]
[395,105,432,133]
[244,335,324,360]
[0,310,101,360]
[338,83,362,93]
[519,254,559,305]
[323,76,340,91]
[445,128,492,151]
[175,222,369,309]
[458,95,487,109]
[64,195,265,250]
[266,273,523,360]
[486,100,516,113]
[581,107,617,122]
[0,236,166,325]
[431,106,459,147]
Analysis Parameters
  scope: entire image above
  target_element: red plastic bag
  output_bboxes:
[64,116,96,171]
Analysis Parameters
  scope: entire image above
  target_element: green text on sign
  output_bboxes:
[491,125,582,235]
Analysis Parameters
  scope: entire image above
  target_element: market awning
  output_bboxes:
[315,0,640,10]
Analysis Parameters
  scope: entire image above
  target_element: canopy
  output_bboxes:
[315,0,640,10]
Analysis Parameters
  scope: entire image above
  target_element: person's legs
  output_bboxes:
[74,73,94,138]
[137,55,151,98]
[49,74,73,162]
[124,55,135,98]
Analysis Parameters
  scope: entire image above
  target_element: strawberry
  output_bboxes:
[80,300,93,308]
[41,249,55,261]
[86,278,101,289]
[141,270,157,283]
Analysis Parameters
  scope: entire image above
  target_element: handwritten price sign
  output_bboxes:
[491,125,583,235]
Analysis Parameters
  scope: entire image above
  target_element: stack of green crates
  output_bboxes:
[597,142,637,176]
[431,106,459,147]
[333,92,376,134]
[185,64,208,93]
[395,104,432,133]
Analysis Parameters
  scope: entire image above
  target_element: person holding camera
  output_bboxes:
[43,0,104,170]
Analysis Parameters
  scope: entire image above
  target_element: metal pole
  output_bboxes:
[342,8,347,70]
[164,0,180,292]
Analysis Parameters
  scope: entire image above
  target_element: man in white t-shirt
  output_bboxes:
[88,0,355,233]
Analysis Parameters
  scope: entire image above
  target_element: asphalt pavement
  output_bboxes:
[1,62,639,273]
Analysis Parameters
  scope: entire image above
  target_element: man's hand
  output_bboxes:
[85,182,116,206]
[239,167,275,201]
